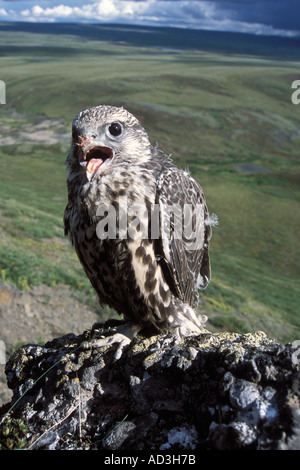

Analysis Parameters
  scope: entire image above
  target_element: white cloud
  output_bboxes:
[20,1,142,22]
[0,8,8,16]
[96,0,118,17]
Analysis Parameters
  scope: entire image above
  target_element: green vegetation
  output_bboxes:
[0,23,299,342]
[0,418,29,450]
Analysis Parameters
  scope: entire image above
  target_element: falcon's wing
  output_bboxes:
[155,167,213,307]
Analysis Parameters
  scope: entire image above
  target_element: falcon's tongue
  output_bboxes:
[84,146,113,176]
[86,158,103,174]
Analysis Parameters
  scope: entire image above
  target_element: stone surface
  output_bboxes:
[0,327,299,450]
[0,282,102,406]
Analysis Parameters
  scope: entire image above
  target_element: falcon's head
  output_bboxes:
[66,105,152,182]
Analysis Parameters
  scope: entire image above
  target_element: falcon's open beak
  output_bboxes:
[77,136,114,180]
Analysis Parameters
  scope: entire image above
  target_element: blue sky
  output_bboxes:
[0,0,299,37]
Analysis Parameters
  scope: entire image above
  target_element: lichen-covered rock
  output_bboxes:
[0,327,299,450]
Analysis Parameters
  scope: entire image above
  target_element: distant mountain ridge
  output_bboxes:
[1,21,300,60]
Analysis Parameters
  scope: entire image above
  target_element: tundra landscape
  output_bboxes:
[0,23,299,394]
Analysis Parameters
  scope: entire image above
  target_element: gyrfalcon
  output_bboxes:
[64,105,217,353]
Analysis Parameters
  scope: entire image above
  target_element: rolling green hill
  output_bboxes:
[0,22,299,342]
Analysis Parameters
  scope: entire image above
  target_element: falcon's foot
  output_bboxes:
[81,320,141,362]
[171,300,208,337]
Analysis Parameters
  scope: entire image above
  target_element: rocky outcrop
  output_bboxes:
[0,326,299,450]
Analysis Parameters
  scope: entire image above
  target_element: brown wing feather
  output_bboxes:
[155,167,211,307]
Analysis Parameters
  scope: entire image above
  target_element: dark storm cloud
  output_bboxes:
[216,0,300,31]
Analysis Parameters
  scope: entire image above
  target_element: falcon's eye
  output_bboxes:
[108,122,122,137]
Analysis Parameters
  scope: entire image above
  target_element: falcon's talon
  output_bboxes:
[81,322,141,362]
[64,105,216,340]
